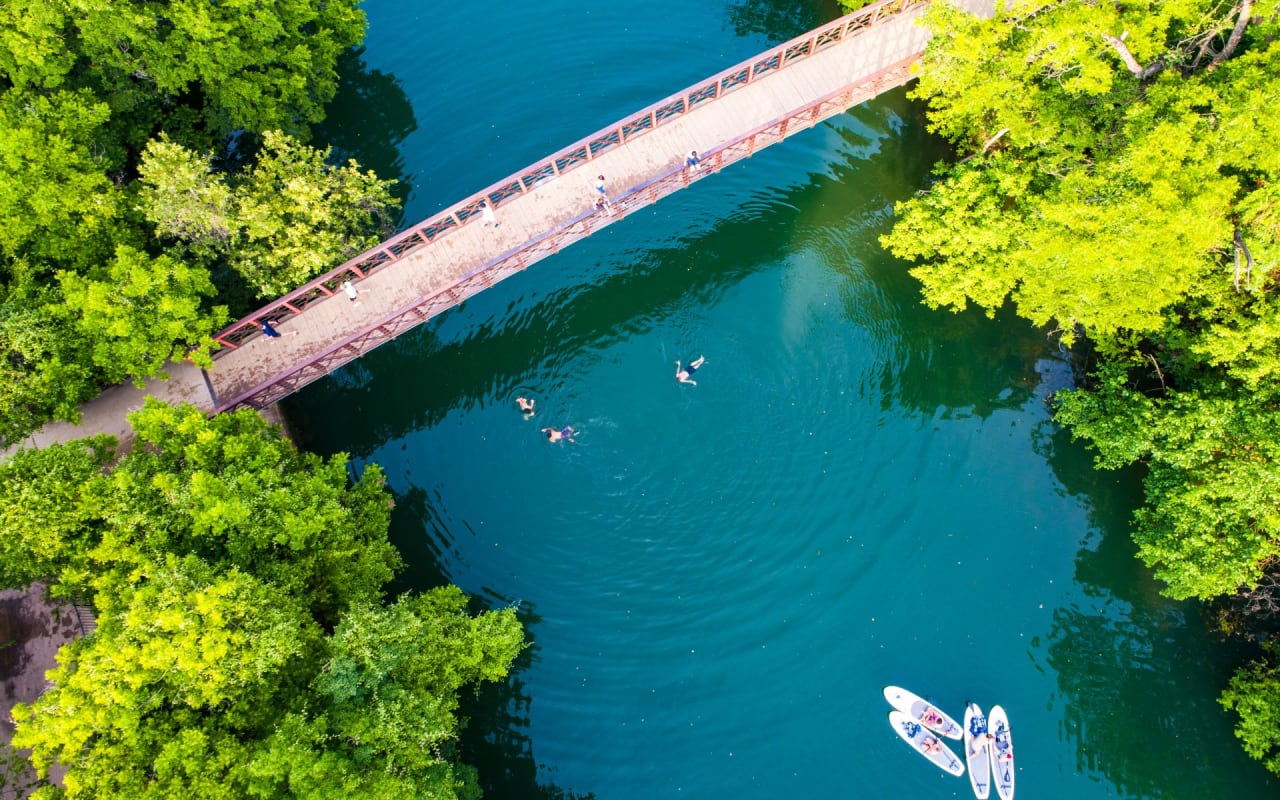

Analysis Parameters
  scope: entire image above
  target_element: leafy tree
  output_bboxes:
[137,137,235,250]
[0,0,366,145]
[0,89,125,274]
[251,591,524,800]
[5,402,524,799]
[56,245,226,382]
[1056,368,1280,600]
[102,400,400,623]
[13,561,320,800]
[139,131,400,298]
[0,435,114,592]
[0,294,99,446]
[883,0,1257,344]
[227,131,399,297]
[1220,642,1280,776]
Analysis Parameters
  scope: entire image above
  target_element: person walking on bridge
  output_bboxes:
[594,175,614,214]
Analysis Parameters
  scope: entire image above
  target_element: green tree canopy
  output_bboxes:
[885,0,1280,775]
[1220,642,1280,775]
[5,402,524,799]
[56,245,227,381]
[0,0,365,146]
[0,0,399,447]
[139,131,400,298]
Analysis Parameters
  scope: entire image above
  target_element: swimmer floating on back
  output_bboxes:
[675,355,706,386]
[516,397,535,416]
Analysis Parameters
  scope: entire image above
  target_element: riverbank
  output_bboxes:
[0,585,82,798]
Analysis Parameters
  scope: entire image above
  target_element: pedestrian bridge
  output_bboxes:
[206,0,990,411]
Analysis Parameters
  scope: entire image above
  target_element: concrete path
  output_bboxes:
[2,362,214,456]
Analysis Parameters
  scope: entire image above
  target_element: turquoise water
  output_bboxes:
[285,2,1277,798]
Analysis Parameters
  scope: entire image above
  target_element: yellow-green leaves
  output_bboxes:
[139,131,401,299]
[56,246,227,384]
[5,403,521,798]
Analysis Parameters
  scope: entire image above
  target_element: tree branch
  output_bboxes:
[1145,352,1167,391]
[1213,0,1253,66]
[1102,32,1166,80]
[980,127,1010,155]
[1234,226,1254,292]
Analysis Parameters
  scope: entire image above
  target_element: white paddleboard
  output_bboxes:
[964,702,992,800]
[882,685,963,740]
[888,710,965,776]
[988,704,1015,800]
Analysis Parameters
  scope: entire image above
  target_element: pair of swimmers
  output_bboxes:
[516,397,575,443]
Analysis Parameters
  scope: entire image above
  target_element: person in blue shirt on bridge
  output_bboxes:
[261,319,298,339]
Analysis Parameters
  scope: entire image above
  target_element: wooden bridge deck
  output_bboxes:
[206,0,991,411]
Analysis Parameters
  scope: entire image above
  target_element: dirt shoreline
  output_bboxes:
[0,584,80,798]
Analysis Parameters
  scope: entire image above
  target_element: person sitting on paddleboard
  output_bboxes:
[969,732,994,757]
[920,706,946,728]
[921,735,943,755]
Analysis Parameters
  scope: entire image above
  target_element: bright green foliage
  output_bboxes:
[13,562,319,800]
[139,131,400,298]
[0,294,99,445]
[56,246,227,383]
[1057,372,1280,599]
[886,155,1034,312]
[0,0,365,142]
[6,402,523,799]
[1221,642,1280,776]
[884,0,1273,342]
[0,89,124,273]
[250,591,524,799]
[138,137,234,249]
[108,400,401,622]
[225,131,399,297]
[0,435,114,593]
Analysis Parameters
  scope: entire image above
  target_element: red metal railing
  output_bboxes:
[214,56,920,411]
[211,0,923,354]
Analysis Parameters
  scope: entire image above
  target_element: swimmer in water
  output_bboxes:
[516,397,535,416]
[675,355,705,386]
[542,426,576,443]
